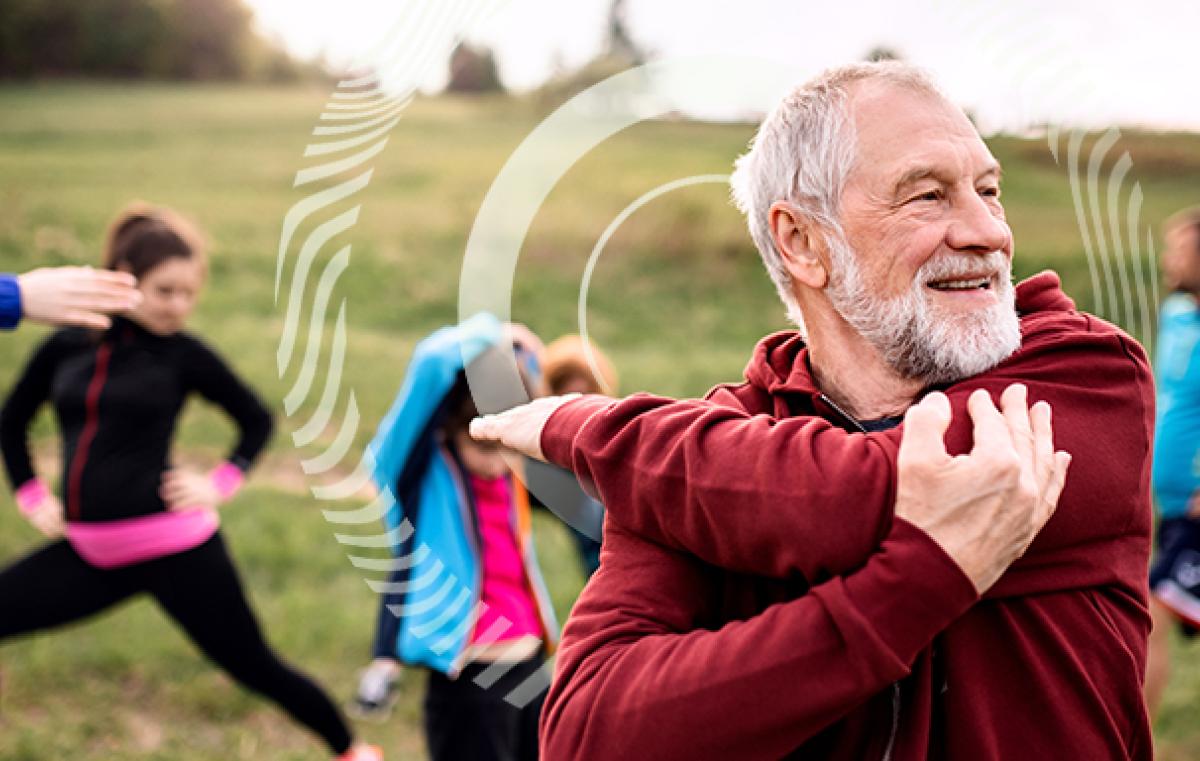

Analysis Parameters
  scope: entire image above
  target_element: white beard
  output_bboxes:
[824,235,1022,385]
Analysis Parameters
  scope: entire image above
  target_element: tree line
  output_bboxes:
[0,0,319,81]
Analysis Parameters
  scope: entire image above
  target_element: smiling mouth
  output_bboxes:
[927,275,993,292]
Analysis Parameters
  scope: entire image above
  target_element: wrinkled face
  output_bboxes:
[126,256,202,336]
[453,428,510,481]
[826,83,1021,384]
[1162,224,1200,294]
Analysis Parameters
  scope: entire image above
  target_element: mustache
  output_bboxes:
[916,251,1011,284]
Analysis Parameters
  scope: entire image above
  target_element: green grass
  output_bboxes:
[0,488,586,760]
[1,82,1199,758]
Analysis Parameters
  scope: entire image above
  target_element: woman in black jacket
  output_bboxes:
[0,202,381,761]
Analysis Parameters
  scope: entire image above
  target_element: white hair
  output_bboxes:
[730,61,948,330]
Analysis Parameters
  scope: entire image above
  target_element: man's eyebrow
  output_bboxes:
[892,166,941,196]
[977,163,1003,182]
[892,162,1004,196]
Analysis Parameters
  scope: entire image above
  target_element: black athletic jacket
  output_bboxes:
[0,316,272,522]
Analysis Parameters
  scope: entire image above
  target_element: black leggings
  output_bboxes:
[0,532,353,755]
[424,655,546,761]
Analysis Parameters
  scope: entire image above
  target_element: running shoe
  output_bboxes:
[348,660,402,722]
[1156,543,1200,632]
[337,743,384,761]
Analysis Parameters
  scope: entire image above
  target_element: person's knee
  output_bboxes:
[213,645,296,692]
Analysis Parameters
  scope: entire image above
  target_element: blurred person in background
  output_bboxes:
[0,202,382,761]
[1145,207,1200,717]
[530,334,618,576]
[351,314,557,761]
[1,266,140,331]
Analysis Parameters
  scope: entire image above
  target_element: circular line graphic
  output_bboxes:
[577,173,732,395]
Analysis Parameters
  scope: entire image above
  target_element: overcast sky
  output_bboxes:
[245,0,1200,133]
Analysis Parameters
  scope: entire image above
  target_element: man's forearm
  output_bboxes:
[541,392,896,581]
[540,326,1148,589]
[541,520,978,760]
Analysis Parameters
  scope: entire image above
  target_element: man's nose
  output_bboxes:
[946,192,1011,254]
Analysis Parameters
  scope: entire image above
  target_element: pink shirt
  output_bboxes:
[468,474,541,645]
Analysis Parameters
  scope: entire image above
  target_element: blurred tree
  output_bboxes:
[533,0,648,107]
[164,0,254,79]
[864,45,903,62]
[446,44,503,93]
[0,0,318,81]
[605,0,644,66]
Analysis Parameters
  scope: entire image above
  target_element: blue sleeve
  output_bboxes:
[367,312,503,502]
[0,274,22,330]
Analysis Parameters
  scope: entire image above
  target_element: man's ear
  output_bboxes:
[768,202,829,289]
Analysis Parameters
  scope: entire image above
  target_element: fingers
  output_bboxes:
[40,515,64,538]
[64,271,142,313]
[1000,384,1034,469]
[899,391,952,465]
[1030,400,1054,492]
[60,310,113,330]
[469,395,579,462]
[19,266,141,326]
[967,388,1013,459]
[468,409,508,443]
[29,499,64,538]
[1038,451,1073,527]
[159,470,191,506]
[87,269,138,289]
[504,322,545,355]
[161,485,190,506]
[73,290,141,314]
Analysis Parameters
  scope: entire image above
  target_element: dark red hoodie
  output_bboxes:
[539,272,1153,760]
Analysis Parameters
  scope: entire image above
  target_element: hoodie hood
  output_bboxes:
[742,270,1075,398]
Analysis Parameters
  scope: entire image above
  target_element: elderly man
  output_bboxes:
[474,63,1153,760]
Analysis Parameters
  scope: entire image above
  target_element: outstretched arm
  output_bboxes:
[4,267,140,330]
[474,320,1144,586]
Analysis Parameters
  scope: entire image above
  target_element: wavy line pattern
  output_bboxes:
[272,0,547,708]
[1056,126,1159,354]
[933,0,1160,350]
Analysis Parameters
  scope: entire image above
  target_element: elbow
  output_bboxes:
[540,652,645,761]
[259,407,276,444]
[246,393,274,448]
[0,404,19,453]
[540,674,603,761]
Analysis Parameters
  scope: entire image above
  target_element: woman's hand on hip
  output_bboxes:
[160,468,221,512]
[26,494,65,538]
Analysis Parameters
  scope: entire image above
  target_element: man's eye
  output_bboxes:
[910,190,941,203]
[979,186,1001,198]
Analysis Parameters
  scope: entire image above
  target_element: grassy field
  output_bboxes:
[0,82,1199,759]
